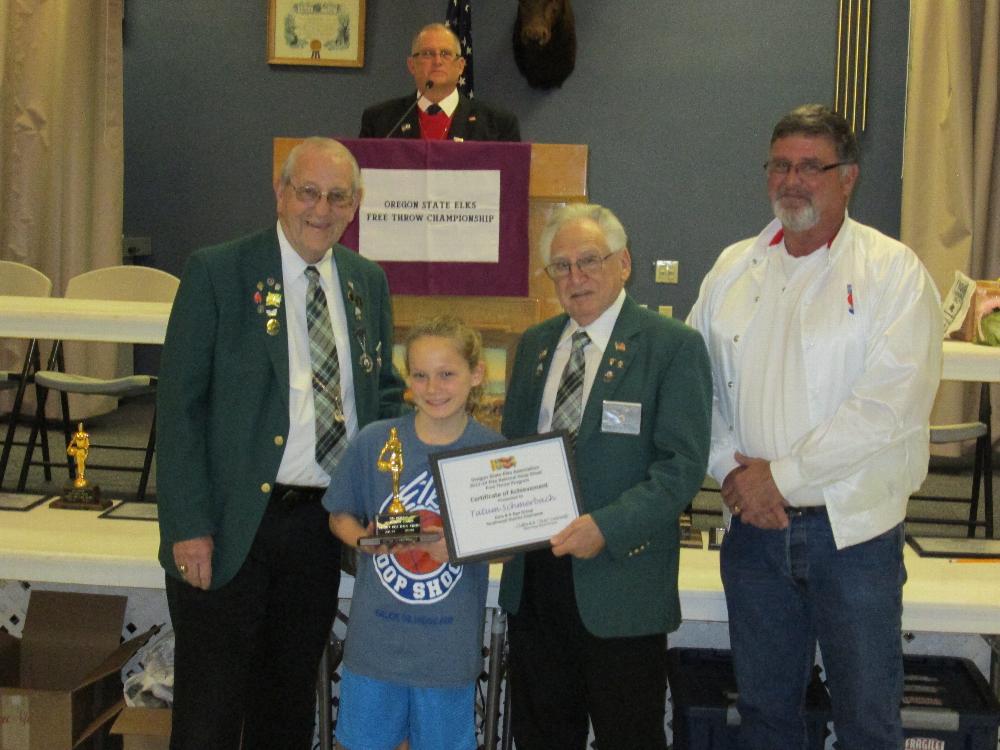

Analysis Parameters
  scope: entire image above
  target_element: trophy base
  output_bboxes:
[50,484,111,511]
[358,532,442,548]
[375,511,422,537]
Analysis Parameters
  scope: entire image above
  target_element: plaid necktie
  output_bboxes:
[305,266,347,472]
[551,330,590,445]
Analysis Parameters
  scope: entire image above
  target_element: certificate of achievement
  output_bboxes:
[430,432,581,564]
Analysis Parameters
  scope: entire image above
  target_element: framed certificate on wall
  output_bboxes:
[267,0,366,68]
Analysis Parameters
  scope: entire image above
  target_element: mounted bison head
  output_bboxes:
[513,0,576,89]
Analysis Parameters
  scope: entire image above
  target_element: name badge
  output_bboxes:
[601,400,641,435]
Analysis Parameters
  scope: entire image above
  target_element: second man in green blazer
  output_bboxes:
[499,203,712,750]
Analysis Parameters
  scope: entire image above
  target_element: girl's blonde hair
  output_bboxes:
[404,315,485,415]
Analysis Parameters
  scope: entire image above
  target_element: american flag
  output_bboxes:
[445,0,474,97]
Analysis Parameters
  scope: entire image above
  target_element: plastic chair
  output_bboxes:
[0,261,54,489]
[17,266,179,501]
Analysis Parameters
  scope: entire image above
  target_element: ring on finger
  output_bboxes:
[733,504,741,514]
[178,563,188,574]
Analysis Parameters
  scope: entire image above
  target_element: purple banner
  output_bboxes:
[340,139,531,297]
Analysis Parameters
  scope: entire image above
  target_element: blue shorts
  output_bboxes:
[335,667,477,750]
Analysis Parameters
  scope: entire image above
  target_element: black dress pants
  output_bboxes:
[166,489,341,750]
[507,550,668,750]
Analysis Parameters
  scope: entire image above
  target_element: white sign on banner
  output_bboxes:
[358,168,501,263]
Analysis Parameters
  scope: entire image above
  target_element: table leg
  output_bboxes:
[977,383,994,538]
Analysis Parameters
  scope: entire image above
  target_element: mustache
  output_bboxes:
[776,187,812,201]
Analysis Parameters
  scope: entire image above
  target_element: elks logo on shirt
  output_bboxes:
[372,470,463,605]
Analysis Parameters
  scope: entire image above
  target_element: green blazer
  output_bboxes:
[498,296,712,638]
[156,227,404,589]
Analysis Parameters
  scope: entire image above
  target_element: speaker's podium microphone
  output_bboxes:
[385,80,434,138]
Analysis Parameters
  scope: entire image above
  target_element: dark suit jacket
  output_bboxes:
[498,297,712,638]
[359,92,521,141]
[156,227,404,589]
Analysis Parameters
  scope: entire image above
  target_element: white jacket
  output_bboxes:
[688,216,943,549]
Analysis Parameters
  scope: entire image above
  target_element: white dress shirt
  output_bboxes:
[418,87,460,116]
[275,222,358,487]
[537,290,627,433]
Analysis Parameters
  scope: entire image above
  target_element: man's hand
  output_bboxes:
[720,453,789,529]
[551,514,606,558]
[173,536,214,590]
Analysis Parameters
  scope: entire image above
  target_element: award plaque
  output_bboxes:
[359,427,440,547]
[50,422,111,511]
[430,431,582,564]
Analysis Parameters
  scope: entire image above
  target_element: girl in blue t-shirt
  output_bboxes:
[324,315,502,750]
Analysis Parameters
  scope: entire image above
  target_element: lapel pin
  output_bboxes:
[614,341,626,352]
[266,318,280,336]
[360,353,374,374]
[401,123,412,132]
[603,370,614,382]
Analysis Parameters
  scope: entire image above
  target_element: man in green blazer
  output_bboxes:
[499,204,712,749]
[157,137,404,750]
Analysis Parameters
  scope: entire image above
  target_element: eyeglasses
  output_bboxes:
[411,49,459,61]
[544,250,621,280]
[764,159,850,178]
[287,181,355,209]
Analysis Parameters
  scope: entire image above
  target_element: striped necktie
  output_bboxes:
[305,266,347,472]
[551,329,590,445]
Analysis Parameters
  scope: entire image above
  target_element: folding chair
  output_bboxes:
[0,261,54,489]
[909,413,993,538]
[17,266,179,501]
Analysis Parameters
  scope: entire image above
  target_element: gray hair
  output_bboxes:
[539,203,629,265]
[279,137,362,194]
[770,104,859,164]
[411,22,462,55]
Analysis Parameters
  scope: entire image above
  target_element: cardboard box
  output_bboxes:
[110,708,170,750]
[0,591,158,750]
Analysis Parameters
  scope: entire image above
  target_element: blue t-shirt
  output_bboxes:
[323,413,503,687]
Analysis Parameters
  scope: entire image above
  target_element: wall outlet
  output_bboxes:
[654,260,679,284]
[123,236,152,259]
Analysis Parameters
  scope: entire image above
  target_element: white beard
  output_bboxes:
[772,198,819,232]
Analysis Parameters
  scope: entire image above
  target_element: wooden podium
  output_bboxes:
[272,139,588,338]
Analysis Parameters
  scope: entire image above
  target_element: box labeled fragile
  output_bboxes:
[901,655,1000,750]
[666,647,831,750]
[0,591,158,750]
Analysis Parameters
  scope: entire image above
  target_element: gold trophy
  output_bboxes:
[373,427,422,539]
[50,422,111,510]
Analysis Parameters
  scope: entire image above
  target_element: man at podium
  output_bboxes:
[359,22,520,142]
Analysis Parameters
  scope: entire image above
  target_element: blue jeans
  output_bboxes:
[721,512,906,750]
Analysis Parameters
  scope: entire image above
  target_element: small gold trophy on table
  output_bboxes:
[358,427,429,547]
[50,422,111,510]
